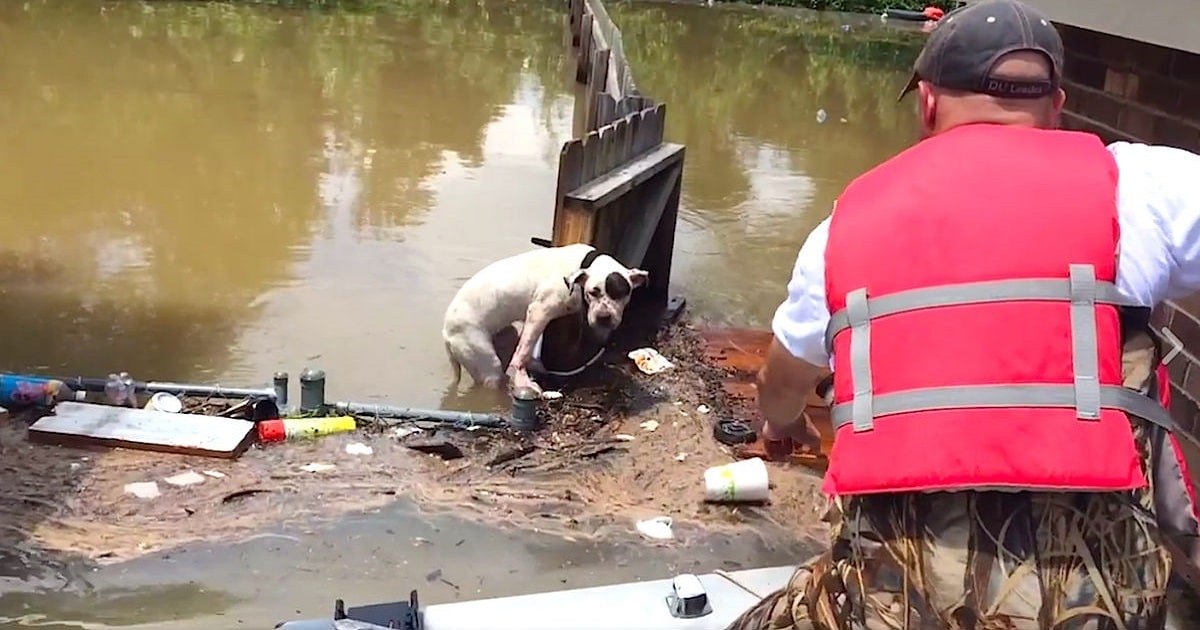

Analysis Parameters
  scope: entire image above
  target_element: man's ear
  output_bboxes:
[628,268,649,288]
[565,269,589,288]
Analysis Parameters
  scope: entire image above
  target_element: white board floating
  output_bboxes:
[29,402,255,459]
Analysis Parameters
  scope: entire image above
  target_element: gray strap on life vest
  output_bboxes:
[829,383,1177,433]
[825,265,1177,434]
[824,277,1136,353]
[1070,264,1101,420]
[846,288,873,432]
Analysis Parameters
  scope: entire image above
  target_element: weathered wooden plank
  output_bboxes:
[578,134,600,190]
[585,47,609,132]
[641,163,679,297]
[576,12,594,84]
[615,161,681,268]
[594,93,617,130]
[568,0,583,46]
[565,143,684,210]
[551,141,585,247]
[596,125,617,176]
[28,402,256,459]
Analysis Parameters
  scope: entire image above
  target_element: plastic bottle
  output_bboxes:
[104,372,136,407]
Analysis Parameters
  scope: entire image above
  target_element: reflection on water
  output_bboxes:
[0,0,924,626]
[611,1,923,327]
[0,0,919,412]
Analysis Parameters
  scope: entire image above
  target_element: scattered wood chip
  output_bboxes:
[406,439,464,460]
[221,488,271,504]
[487,445,536,467]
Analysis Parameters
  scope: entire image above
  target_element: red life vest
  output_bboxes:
[822,123,1173,496]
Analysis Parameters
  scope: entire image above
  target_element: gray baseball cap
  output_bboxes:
[899,0,1064,100]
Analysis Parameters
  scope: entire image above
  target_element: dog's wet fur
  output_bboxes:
[442,244,648,393]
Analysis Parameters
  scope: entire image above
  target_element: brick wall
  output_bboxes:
[1058,23,1200,151]
[1055,24,1200,441]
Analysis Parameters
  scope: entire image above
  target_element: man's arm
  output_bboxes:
[757,217,832,444]
[1111,142,1200,306]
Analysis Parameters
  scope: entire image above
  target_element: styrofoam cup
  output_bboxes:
[145,391,183,413]
[704,457,769,503]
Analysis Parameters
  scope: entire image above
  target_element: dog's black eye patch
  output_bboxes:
[604,272,631,300]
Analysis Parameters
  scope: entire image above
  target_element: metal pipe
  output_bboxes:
[299,368,326,414]
[51,375,276,400]
[333,401,507,428]
[144,381,276,399]
[273,371,289,409]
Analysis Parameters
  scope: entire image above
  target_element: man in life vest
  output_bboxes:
[727,0,1200,628]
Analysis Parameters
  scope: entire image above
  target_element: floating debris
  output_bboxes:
[124,481,160,500]
[816,108,828,124]
[636,516,674,540]
[640,420,660,432]
[614,434,637,442]
[345,442,374,456]
[541,390,564,401]
[391,426,423,439]
[406,439,464,461]
[202,470,227,479]
[628,348,674,375]
[300,463,336,473]
[164,471,206,487]
[697,404,711,415]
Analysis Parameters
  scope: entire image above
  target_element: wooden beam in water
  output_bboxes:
[28,402,256,459]
[565,143,684,212]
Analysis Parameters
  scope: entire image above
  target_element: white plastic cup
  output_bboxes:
[704,458,769,503]
[144,391,183,413]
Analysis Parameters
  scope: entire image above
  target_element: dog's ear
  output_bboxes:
[628,268,649,288]
[565,269,589,288]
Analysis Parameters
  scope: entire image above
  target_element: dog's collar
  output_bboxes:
[564,249,605,291]
[580,249,603,270]
[565,248,606,309]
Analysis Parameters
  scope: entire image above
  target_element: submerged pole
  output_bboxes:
[332,401,507,428]
[144,381,276,399]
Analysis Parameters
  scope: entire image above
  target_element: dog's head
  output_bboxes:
[566,256,649,342]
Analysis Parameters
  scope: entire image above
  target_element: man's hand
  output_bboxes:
[754,338,828,451]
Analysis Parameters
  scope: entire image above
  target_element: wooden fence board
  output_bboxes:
[547,0,680,371]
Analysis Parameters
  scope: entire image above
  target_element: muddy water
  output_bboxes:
[0,0,920,627]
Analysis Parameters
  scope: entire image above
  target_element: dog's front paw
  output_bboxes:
[510,371,543,396]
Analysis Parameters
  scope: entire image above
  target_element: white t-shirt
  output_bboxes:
[772,141,1200,369]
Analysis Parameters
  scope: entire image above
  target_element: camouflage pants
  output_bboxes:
[726,419,1172,630]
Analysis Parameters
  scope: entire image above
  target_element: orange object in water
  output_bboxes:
[697,327,833,474]
[924,6,946,20]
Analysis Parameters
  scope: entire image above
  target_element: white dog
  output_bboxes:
[443,244,649,393]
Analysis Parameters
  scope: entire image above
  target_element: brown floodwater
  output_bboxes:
[0,0,921,626]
